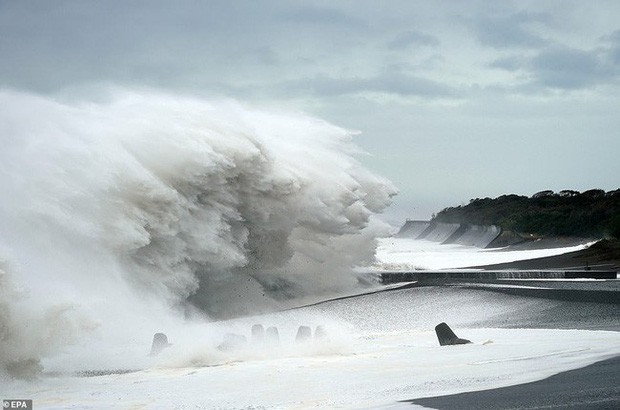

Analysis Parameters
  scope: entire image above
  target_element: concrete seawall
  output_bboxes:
[396,220,501,248]
[395,220,430,238]
[379,270,620,304]
[380,270,618,283]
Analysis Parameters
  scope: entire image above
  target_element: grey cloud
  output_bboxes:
[488,31,620,91]
[602,30,620,64]
[282,70,457,99]
[279,5,366,28]
[530,47,606,89]
[387,30,440,49]
[473,11,549,49]
[527,37,620,90]
[0,1,329,96]
[0,1,377,95]
[489,56,524,71]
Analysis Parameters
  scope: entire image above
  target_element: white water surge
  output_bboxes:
[374,238,594,271]
[6,287,620,408]
[0,90,395,378]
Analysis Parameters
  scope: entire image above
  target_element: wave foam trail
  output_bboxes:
[0,90,395,378]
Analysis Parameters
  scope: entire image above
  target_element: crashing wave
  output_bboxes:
[0,89,396,377]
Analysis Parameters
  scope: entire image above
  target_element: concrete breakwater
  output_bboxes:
[396,220,501,248]
[380,270,618,283]
[379,270,620,305]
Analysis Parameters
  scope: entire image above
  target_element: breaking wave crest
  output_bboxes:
[0,90,395,378]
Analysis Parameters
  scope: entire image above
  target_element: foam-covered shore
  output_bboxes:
[5,283,620,408]
[373,237,597,271]
[471,239,620,271]
[393,220,620,271]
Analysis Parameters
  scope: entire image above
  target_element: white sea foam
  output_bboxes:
[7,288,620,408]
[374,238,592,271]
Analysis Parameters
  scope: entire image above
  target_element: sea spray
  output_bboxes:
[0,90,395,376]
[0,260,97,379]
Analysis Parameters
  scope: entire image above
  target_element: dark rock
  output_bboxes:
[435,322,472,346]
[266,326,280,344]
[5,358,43,380]
[314,325,328,340]
[251,324,265,343]
[149,332,171,356]
[295,325,312,342]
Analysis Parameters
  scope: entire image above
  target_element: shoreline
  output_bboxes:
[6,276,619,408]
[407,355,620,409]
[472,239,620,271]
[403,243,620,409]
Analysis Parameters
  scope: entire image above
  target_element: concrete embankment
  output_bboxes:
[395,220,430,238]
[378,271,620,304]
[380,270,618,283]
[394,220,604,250]
[396,220,501,248]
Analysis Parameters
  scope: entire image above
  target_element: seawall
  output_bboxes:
[380,270,618,283]
[396,220,501,248]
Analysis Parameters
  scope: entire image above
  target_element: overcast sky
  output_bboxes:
[2,0,619,222]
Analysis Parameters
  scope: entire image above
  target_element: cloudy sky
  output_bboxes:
[2,0,619,222]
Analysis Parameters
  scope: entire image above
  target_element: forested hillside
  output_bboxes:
[433,189,620,239]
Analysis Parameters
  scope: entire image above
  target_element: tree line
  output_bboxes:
[433,189,620,239]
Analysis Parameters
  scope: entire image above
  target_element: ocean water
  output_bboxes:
[6,286,620,408]
[4,236,616,408]
[1,90,617,408]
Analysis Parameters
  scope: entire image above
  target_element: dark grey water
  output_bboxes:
[307,281,620,332]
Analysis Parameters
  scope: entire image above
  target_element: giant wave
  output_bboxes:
[0,90,395,378]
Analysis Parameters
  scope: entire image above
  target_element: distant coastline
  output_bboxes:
[433,189,620,240]
[398,189,620,270]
